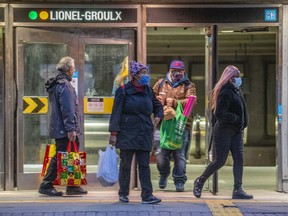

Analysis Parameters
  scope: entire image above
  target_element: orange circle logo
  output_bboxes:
[39,11,49,20]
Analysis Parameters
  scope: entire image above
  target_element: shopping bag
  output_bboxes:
[160,100,188,150]
[41,144,56,177]
[56,141,87,186]
[96,144,119,187]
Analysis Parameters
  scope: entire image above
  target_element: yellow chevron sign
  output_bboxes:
[23,97,48,114]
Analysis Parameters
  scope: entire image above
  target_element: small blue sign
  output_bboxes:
[278,104,282,124]
[264,9,277,22]
[73,71,78,78]
[278,104,282,115]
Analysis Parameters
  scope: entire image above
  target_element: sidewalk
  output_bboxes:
[0,189,288,216]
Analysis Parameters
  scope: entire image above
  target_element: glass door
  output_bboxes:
[16,27,134,190]
[16,27,75,189]
[78,38,133,189]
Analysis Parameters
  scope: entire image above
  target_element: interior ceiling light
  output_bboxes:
[221,27,269,34]
[220,30,234,33]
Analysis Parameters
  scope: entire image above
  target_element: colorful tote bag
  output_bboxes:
[56,141,87,186]
[160,100,188,150]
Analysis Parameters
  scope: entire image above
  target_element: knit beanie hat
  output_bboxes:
[129,60,148,76]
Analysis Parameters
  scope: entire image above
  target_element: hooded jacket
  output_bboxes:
[45,70,80,139]
[153,72,196,129]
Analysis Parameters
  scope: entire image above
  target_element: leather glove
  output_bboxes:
[109,134,117,146]
[67,131,76,142]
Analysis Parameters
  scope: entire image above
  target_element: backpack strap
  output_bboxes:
[184,81,192,91]
[158,78,166,93]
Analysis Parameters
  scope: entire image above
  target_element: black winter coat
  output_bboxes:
[212,82,248,132]
[109,82,163,151]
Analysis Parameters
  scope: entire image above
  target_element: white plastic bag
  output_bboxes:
[96,144,119,187]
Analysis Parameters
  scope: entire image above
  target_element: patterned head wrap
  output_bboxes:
[129,60,148,76]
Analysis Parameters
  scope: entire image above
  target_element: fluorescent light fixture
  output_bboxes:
[220,30,234,33]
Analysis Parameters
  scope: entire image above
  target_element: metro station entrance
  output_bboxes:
[147,25,277,193]
[15,27,135,189]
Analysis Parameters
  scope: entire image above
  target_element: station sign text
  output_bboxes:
[13,8,137,23]
[48,10,122,21]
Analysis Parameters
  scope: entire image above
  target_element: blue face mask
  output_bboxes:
[234,77,242,87]
[137,74,150,86]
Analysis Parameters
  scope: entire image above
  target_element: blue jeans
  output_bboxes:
[154,129,190,184]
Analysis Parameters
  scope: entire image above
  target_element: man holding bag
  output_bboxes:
[39,56,87,196]
[153,60,196,192]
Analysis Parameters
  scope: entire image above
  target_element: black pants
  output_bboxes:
[118,149,153,199]
[40,136,80,189]
[201,123,244,189]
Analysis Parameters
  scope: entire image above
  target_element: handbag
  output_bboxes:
[160,100,188,150]
[56,141,87,186]
[96,144,119,187]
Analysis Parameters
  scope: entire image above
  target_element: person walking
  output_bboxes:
[109,60,163,204]
[39,56,87,196]
[153,60,196,192]
[193,65,253,199]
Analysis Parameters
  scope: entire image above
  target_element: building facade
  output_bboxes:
[0,1,287,193]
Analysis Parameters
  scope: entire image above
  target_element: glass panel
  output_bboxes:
[147,26,277,192]
[23,44,68,172]
[84,44,128,167]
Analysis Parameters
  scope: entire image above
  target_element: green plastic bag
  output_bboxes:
[160,100,188,150]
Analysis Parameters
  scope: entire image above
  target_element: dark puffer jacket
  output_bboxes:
[212,82,248,132]
[109,82,163,151]
[45,70,80,139]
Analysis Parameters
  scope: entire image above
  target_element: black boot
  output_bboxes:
[66,186,88,195]
[232,188,253,199]
[193,177,205,198]
[39,182,63,196]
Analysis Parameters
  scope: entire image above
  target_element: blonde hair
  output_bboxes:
[211,65,240,113]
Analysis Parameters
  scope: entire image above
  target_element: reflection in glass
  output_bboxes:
[84,44,128,96]
[23,44,67,170]
[84,44,128,166]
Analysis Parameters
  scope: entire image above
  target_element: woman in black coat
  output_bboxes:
[109,60,163,204]
[193,65,253,200]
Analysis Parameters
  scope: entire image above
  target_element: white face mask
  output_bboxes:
[234,77,242,87]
